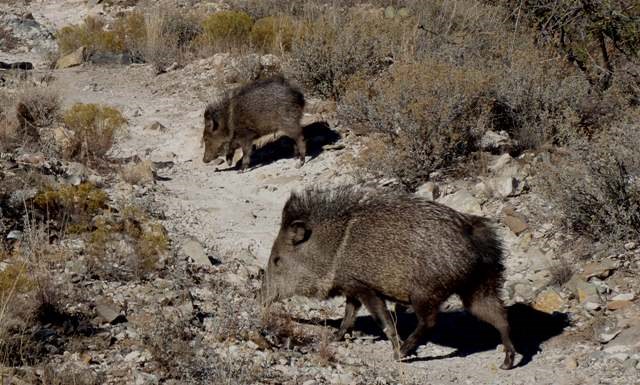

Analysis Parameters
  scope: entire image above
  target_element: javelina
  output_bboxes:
[202,75,306,170]
[260,186,516,369]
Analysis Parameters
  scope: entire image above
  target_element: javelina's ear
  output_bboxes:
[204,108,218,132]
[289,220,310,245]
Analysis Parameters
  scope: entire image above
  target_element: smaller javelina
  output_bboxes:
[260,186,516,369]
[202,76,306,170]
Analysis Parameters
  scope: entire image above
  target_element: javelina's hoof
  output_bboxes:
[500,351,515,370]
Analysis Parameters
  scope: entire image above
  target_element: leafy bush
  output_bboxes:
[340,60,489,188]
[62,103,127,162]
[197,11,253,52]
[250,15,298,53]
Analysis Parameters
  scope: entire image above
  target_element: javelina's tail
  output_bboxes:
[469,216,505,272]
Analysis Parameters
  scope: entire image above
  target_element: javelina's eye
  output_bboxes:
[273,256,280,266]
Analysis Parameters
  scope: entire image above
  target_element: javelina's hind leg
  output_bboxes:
[294,135,306,168]
[358,291,402,360]
[462,292,516,370]
[399,302,438,358]
[335,296,361,341]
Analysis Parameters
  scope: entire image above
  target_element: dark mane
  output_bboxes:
[281,185,399,227]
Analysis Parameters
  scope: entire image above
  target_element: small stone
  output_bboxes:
[503,213,528,235]
[17,153,45,167]
[624,242,636,250]
[480,131,510,152]
[564,357,578,370]
[610,353,630,362]
[576,280,601,304]
[624,358,638,371]
[489,176,519,198]
[415,181,439,201]
[582,260,617,280]
[533,288,564,314]
[607,300,633,311]
[56,46,85,69]
[144,121,167,132]
[604,345,631,354]
[181,239,209,266]
[124,351,141,362]
[611,293,635,301]
[608,324,640,352]
[7,230,23,240]
[488,153,512,172]
[437,190,482,215]
[583,301,601,311]
[95,298,126,324]
[259,54,280,69]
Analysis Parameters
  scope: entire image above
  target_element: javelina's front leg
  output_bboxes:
[239,143,253,172]
[225,147,236,167]
[335,296,361,341]
[295,135,306,168]
[358,291,402,360]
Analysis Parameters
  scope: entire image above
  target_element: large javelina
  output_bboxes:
[202,75,306,170]
[260,186,516,369]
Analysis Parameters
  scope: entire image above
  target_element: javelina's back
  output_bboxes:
[263,186,515,369]
[202,76,306,169]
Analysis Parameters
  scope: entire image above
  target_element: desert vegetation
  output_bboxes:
[1,0,639,383]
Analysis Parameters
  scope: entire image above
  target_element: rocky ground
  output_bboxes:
[1,1,640,384]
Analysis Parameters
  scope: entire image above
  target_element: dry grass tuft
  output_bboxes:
[195,11,253,54]
[61,103,127,163]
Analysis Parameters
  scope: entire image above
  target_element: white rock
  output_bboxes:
[415,181,439,201]
[181,239,210,266]
[437,190,482,215]
[489,153,512,172]
[611,293,635,301]
[489,176,519,198]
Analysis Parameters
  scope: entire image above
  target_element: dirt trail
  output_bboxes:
[48,64,603,385]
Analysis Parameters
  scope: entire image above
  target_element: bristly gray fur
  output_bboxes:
[262,184,515,368]
[202,75,307,169]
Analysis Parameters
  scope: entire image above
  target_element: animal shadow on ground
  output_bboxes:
[243,121,341,168]
[296,303,569,368]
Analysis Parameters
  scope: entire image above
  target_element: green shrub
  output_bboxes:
[197,11,253,52]
[56,17,125,55]
[62,103,127,162]
[33,183,108,232]
[250,15,298,53]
